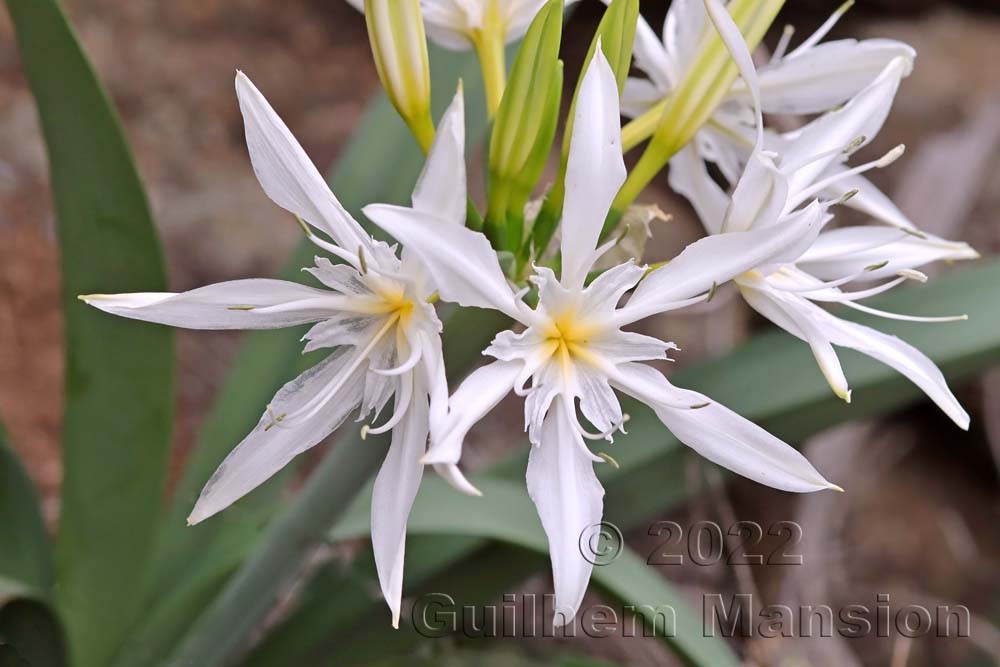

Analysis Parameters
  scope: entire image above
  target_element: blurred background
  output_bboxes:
[1,1,999,665]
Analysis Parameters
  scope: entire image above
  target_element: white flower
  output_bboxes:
[622,0,917,228]
[345,0,576,50]
[364,46,840,624]
[81,72,475,628]
[672,3,976,428]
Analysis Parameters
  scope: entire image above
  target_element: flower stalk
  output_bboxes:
[605,0,784,232]
[470,1,508,117]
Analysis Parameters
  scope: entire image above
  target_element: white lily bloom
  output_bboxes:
[621,0,917,228]
[673,3,975,428]
[364,46,839,625]
[345,0,576,51]
[81,72,475,628]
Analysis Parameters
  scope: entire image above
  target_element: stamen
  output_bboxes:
[795,145,904,203]
[358,246,368,275]
[786,0,854,59]
[263,406,287,431]
[841,301,968,323]
[294,215,311,236]
[364,373,414,435]
[804,276,908,302]
[227,305,256,311]
[770,24,795,63]
[782,135,865,174]
[706,281,719,303]
[865,261,890,272]
[372,339,422,376]
[897,269,927,283]
[596,452,620,469]
[901,227,929,240]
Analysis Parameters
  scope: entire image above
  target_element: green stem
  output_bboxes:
[166,432,386,666]
[620,97,667,153]
[472,27,506,117]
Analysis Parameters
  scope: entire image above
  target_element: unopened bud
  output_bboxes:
[364,0,434,152]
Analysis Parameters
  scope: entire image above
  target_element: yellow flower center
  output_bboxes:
[543,308,602,371]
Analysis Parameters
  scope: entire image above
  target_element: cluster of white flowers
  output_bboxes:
[83,0,976,627]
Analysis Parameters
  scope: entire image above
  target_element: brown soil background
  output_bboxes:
[1,1,999,665]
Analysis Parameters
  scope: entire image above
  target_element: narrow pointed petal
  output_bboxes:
[742,39,916,114]
[814,305,969,429]
[621,77,666,119]
[412,85,467,225]
[628,7,675,92]
[362,204,525,320]
[236,72,369,251]
[81,279,345,330]
[739,279,852,402]
[561,47,627,290]
[620,203,826,323]
[372,373,429,628]
[423,360,521,466]
[818,167,917,229]
[663,0,706,72]
[526,399,604,625]
[668,144,729,234]
[798,226,979,282]
[615,363,838,492]
[188,349,366,524]
[780,57,911,202]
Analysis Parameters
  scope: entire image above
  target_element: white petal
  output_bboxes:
[780,293,970,429]
[614,363,838,492]
[575,365,622,436]
[621,77,666,119]
[620,203,826,323]
[362,204,524,320]
[741,39,916,114]
[526,398,604,625]
[561,46,627,290]
[412,85,466,226]
[629,8,675,92]
[721,151,788,233]
[422,360,521,466]
[188,349,366,524]
[236,73,369,254]
[579,261,646,315]
[372,371,429,628]
[798,226,979,282]
[818,168,915,229]
[662,0,706,73]
[704,0,762,144]
[739,278,852,401]
[668,144,729,234]
[780,57,911,204]
[82,279,344,330]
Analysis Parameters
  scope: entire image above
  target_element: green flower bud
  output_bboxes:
[364,0,435,152]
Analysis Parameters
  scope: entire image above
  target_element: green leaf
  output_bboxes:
[330,477,739,667]
[167,431,388,667]
[0,427,51,597]
[4,1,174,665]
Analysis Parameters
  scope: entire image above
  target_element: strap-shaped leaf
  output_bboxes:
[0,426,51,599]
[4,1,174,665]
